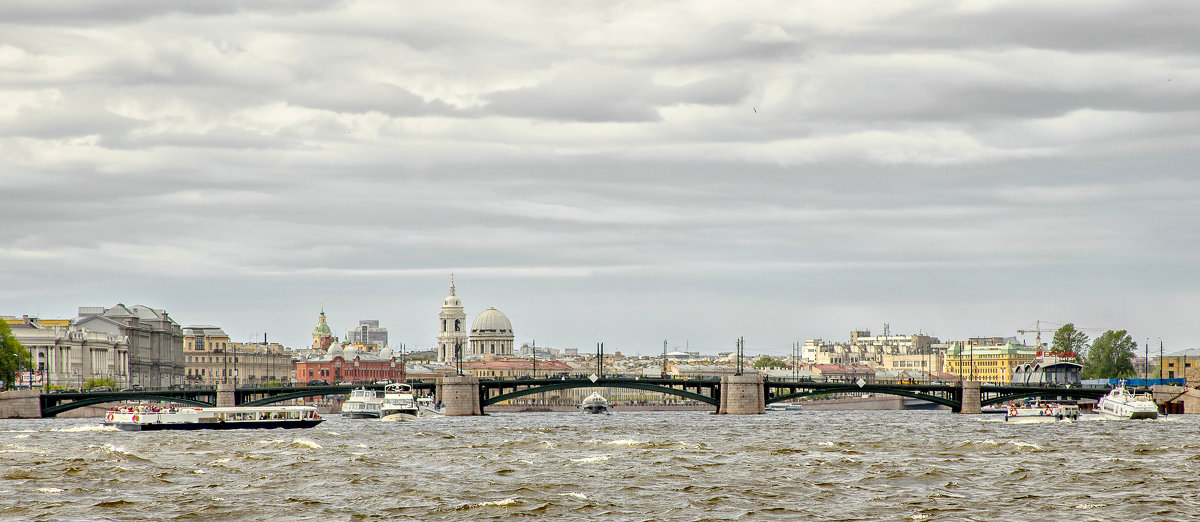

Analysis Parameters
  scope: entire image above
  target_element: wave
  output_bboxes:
[291,438,322,449]
[53,425,116,433]
[570,455,610,464]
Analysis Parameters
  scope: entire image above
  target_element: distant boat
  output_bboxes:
[580,392,609,414]
[104,405,323,431]
[765,402,803,412]
[1004,400,1079,423]
[341,388,385,419]
[1097,383,1159,420]
[416,396,444,417]
[381,383,420,420]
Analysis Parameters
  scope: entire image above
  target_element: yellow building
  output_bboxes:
[1160,350,1200,386]
[944,342,1039,384]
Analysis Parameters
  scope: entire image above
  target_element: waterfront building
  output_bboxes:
[1159,349,1200,385]
[464,358,572,379]
[437,276,468,363]
[3,315,129,389]
[184,325,294,386]
[75,304,184,388]
[183,325,232,385]
[469,308,514,357]
[810,363,876,384]
[345,320,388,349]
[311,308,334,350]
[228,341,293,384]
[294,342,404,384]
[878,352,945,374]
[944,342,1038,383]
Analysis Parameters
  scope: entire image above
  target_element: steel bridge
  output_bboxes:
[37,378,1111,417]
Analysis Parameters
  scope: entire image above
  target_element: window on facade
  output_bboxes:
[455,319,461,332]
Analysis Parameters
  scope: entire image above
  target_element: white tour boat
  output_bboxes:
[341,388,385,419]
[1004,400,1080,423]
[380,383,420,420]
[1096,384,1159,420]
[766,402,804,412]
[580,392,610,414]
[104,405,323,431]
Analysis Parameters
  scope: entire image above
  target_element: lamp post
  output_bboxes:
[1158,338,1163,385]
[1145,337,1149,385]
[454,341,463,376]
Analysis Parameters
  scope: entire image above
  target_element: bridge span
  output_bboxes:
[26,376,1111,417]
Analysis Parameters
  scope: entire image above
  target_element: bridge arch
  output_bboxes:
[484,381,718,407]
[41,394,214,417]
[981,389,1106,408]
[768,386,961,410]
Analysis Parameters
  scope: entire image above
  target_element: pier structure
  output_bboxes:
[716,374,767,414]
[437,375,483,416]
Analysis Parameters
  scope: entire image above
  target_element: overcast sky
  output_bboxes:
[2,1,1198,356]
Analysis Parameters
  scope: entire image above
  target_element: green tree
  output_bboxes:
[0,321,32,389]
[1051,323,1090,364]
[753,356,787,369]
[1081,330,1137,379]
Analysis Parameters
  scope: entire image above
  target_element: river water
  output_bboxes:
[2,410,1198,520]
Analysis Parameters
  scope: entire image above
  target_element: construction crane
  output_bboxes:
[1018,320,1108,350]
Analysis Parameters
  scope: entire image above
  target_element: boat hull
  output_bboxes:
[107,419,324,431]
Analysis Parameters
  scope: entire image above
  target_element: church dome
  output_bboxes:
[344,346,358,359]
[471,307,512,334]
[379,346,393,359]
[328,343,344,358]
[444,295,461,307]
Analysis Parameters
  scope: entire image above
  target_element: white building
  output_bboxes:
[437,276,468,363]
[470,308,514,357]
[4,315,130,389]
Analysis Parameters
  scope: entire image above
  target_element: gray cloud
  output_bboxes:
[2,1,1199,353]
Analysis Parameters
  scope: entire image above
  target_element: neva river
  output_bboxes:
[3,410,1199,520]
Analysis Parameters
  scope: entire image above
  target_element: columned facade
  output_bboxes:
[469,307,514,357]
[437,276,468,363]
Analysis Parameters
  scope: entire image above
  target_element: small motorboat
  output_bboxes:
[341,388,385,419]
[580,392,609,414]
[380,383,420,420]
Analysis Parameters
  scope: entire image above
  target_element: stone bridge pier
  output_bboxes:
[0,389,41,418]
[959,381,981,414]
[217,383,236,407]
[717,374,766,414]
[438,375,482,416]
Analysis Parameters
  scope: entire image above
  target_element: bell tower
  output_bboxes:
[437,274,468,363]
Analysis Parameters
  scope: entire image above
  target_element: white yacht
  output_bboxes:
[381,383,420,420]
[1097,384,1159,420]
[581,392,610,414]
[341,388,385,419]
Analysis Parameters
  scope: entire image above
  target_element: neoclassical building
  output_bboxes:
[435,275,515,362]
[437,276,468,363]
[470,308,514,357]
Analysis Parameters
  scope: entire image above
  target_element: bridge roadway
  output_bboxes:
[37,377,1111,417]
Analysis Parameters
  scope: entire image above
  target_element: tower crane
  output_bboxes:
[1017,320,1108,351]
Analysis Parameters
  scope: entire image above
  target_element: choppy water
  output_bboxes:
[2,410,1199,520]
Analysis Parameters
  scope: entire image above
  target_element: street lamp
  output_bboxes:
[454,342,463,376]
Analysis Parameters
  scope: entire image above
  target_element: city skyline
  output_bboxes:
[2,2,1198,356]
